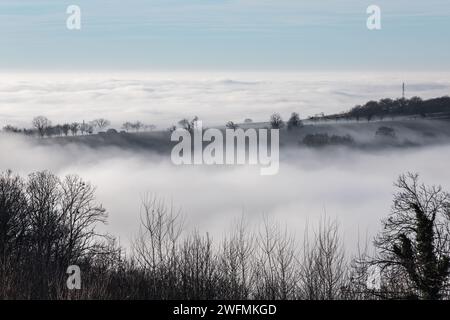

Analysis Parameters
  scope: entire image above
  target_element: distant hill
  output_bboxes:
[323,96,450,122]
[4,95,450,152]
[33,117,450,153]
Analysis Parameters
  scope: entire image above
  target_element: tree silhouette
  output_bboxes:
[226,121,239,129]
[132,121,144,132]
[287,112,302,130]
[93,118,111,132]
[70,122,79,136]
[178,116,199,133]
[32,116,51,138]
[122,122,132,132]
[373,173,450,299]
[62,124,70,136]
[270,113,284,129]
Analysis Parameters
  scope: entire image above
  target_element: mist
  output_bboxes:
[1,133,450,252]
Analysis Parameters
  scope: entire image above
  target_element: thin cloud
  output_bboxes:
[1,72,449,128]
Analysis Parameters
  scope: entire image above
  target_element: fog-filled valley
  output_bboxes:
[2,72,450,251]
[2,130,450,253]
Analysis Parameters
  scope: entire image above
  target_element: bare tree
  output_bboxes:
[299,218,347,300]
[70,122,79,136]
[122,122,133,132]
[62,124,70,136]
[226,121,239,129]
[32,116,51,137]
[344,234,377,300]
[58,174,110,261]
[132,121,144,132]
[287,112,302,130]
[0,170,113,299]
[372,173,450,299]
[254,218,299,300]
[93,118,111,132]
[219,216,255,299]
[79,121,89,135]
[178,116,199,133]
[4,169,450,300]
[2,125,22,133]
[270,113,284,129]
[132,196,183,299]
[133,196,183,270]
[0,170,27,261]
[178,231,218,299]
[87,123,95,135]
[53,125,63,136]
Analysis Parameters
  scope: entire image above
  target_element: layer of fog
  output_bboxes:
[1,133,450,253]
[1,71,450,129]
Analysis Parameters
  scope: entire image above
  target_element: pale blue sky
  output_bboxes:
[1,0,449,71]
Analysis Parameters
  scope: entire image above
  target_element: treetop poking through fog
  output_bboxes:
[171,121,279,176]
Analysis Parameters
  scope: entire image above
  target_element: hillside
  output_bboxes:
[34,118,450,152]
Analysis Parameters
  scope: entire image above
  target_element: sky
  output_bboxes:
[1,0,450,71]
